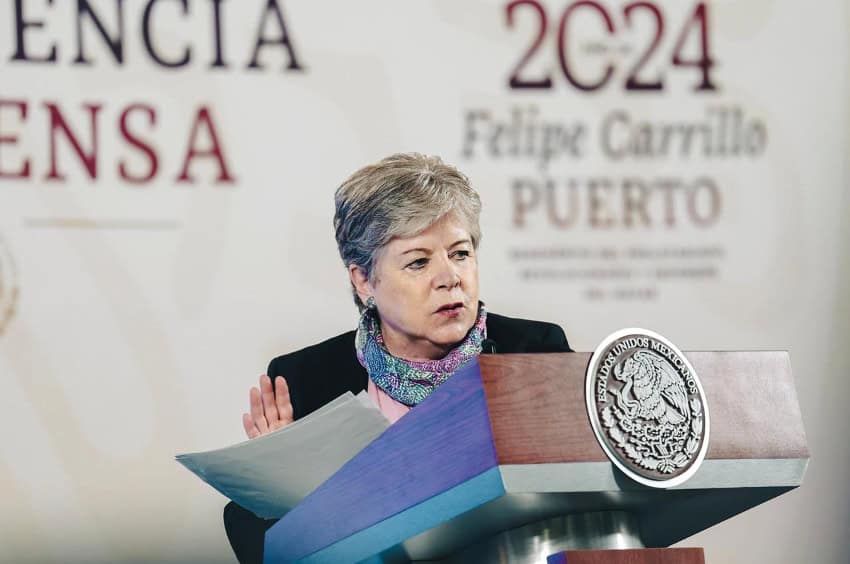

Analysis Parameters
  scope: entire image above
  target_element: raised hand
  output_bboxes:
[242,374,294,439]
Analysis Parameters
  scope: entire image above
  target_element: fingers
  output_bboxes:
[242,413,259,439]
[249,385,269,435]
[244,374,295,439]
[244,373,295,439]
[275,376,294,425]
[260,374,280,425]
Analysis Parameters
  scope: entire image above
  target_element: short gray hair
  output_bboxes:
[334,153,482,309]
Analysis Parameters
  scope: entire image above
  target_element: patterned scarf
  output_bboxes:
[355,304,487,406]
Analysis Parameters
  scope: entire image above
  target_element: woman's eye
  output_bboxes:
[452,250,471,260]
[407,258,428,270]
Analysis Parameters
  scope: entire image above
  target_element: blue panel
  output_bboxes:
[265,360,500,562]
[301,467,505,563]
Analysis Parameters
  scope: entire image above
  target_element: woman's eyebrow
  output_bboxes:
[400,247,432,255]
[400,239,470,255]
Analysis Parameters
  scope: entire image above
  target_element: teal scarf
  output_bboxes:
[355,304,487,406]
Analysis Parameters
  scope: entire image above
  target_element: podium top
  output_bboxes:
[482,351,808,465]
[265,351,808,563]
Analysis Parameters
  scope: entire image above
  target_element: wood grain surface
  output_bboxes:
[479,351,808,465]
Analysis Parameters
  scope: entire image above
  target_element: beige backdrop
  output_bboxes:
[0,1,848,562]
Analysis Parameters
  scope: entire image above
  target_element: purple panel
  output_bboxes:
[547,553,568,564]
[265,360,499,561]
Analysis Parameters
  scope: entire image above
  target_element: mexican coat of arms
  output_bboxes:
[585,328,710,488]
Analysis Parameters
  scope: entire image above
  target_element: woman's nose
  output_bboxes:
[433,255,461,290]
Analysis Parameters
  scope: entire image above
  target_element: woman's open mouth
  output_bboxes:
[435,302,465,317]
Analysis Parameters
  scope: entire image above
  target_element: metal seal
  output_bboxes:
[585,328,710,488]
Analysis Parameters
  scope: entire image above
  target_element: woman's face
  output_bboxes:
[351,213,480,361]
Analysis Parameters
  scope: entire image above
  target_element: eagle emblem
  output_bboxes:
[586,329,709,488]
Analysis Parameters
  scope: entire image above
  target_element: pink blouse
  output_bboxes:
[366,379,410,424]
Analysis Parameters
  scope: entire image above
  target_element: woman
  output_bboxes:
[225,153,571,563]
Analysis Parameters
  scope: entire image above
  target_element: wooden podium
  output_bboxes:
[263,352,808,563]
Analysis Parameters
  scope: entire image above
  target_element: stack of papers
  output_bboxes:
[176,392,390,519]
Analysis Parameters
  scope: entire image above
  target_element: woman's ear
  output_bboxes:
[348,264,373,305]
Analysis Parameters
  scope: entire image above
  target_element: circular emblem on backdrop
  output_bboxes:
[585,328,709,488]
[0,234,19,336]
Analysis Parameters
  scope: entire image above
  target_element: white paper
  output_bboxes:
[176,392,390,519]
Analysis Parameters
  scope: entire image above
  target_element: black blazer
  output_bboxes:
[224,312,571,564]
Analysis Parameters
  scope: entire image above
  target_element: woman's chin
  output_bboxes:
[428,318,475,347]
